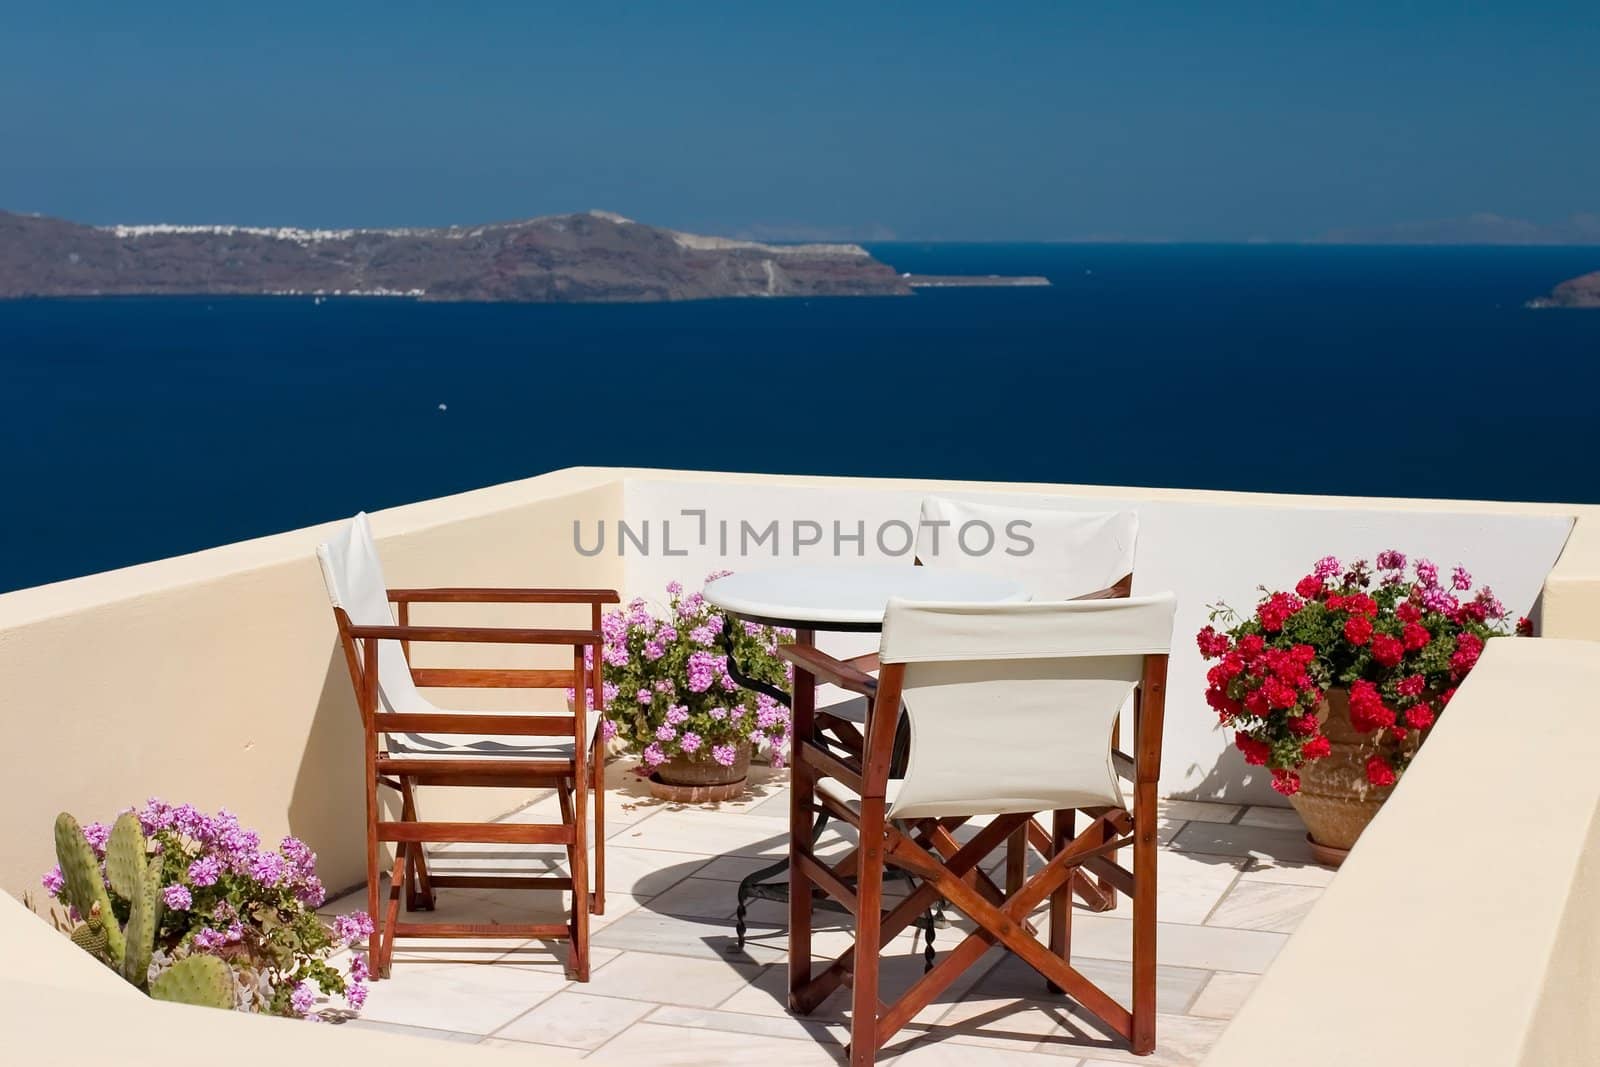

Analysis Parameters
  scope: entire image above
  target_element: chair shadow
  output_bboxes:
[287,646,369,898]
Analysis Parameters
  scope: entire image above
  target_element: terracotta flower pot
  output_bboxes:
[1288,687,1415,865]
[649,742,751,802]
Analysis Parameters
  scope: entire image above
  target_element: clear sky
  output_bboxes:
[3,2,1597,241]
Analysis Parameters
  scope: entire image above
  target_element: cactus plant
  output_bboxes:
[53,813,126,966]
[150,954,236,1010]
[45,802,369,1018]
[120,855,164,987]
[68,901,112,963]
[104,812,147,900]
[54,811,166,989]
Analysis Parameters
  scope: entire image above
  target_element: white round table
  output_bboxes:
[704,562,1029,634]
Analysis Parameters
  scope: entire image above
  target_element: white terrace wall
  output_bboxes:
[1202,637,1600,1067]
[0,470,623,899]
[617,471,1578,805]
[1,465,1597,899]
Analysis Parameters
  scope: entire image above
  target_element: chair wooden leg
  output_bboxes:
[1047,808,1072,994]
[570,767,591,982]
[849,795,885,1067]
[1131,780,1157,1055]
[379,842,407,978]
[558,777,582,932]
[364,761,382,978]
[399,779,434,912]
[1005,823,1028,897]
[592,736,606,916]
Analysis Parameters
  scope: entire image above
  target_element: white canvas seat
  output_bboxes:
[316,512,617,982]
[386,716,602,759]
[782,593,1176,1064]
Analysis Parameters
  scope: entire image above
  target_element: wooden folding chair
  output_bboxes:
[318,513,618,980]
[781,593,1176,1064]
[881,496,1142,912]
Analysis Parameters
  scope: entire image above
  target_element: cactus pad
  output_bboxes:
[150,954,235,1010]
[53,812,125,965]
[104,812,148,900]
[121,861,164,987]
[69,903,111,964]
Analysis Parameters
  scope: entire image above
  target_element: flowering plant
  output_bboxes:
[42,800,371,1018]
[586,574,794,774]
[1197,552,1526,797]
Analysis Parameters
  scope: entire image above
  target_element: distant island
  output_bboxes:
[0,209,1043,303]
[1528,270,1600,309]
[904,274,1051,288]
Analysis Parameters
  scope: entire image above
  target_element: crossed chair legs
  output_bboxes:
[790,797,1155,1066]
[366,737,609,983]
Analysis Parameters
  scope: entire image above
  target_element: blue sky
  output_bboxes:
[2,2,1596,240]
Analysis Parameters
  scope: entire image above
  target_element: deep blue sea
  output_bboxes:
[3,244,1599,593]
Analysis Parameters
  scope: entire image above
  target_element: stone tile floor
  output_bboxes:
[319,760,1333,1065]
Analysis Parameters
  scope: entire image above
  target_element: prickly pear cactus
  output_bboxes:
[53,812,126,966]
[150,954,235,1010]
[121,860,164,988]
[104,812,148,900]
[68,901,111,963]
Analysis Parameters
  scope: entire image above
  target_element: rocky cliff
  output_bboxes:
[1529,270,1600,308]
[0,210,913,302]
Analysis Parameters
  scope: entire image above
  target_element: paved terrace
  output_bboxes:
[323,759,1326,1065]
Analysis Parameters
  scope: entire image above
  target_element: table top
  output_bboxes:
[703,563,1029,632]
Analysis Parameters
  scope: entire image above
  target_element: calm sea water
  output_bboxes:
[3,243,1598,592]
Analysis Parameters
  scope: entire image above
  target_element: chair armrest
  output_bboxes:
[843,652,881,673]
[346,624,602,646]
[779,645,878,698]
[1070,573,1135,601]
[388,587,620,605]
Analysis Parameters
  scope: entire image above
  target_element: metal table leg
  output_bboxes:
[720,627,928,958]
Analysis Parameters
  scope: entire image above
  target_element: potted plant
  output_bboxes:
[41,800,372,1017]
[590,575,793,801]
[1197,552,1528,865]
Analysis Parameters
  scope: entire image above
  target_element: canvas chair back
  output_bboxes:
[877,593,1176,821]
[316,513,428,714]
[916,496,1138,600]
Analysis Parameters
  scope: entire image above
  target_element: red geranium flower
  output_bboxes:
[1396,674,1425,697]
[1263,677,1299,709]
[1343,615,1373,645]
[1396,601,1422,624]
[1343,593,1379,618]
[1196,626,1231,659]
[1348,680,1396,732]
[1235,734,1271,766]
[1300,734,1331,760]
[1365,755,1397,788]
[1516,616,1534,637]
[1370,633,1404,667]
[1295,575,1324,599]
[1405,704,1435,730]
[1450,632,1485,676]
[1270,768,1301,796]
[1257,592,1304,632]
[1205,687,1242,720]
[1401,622,1430,651]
